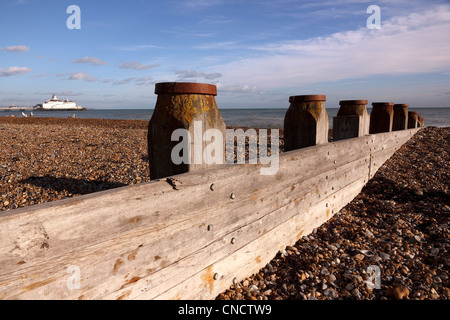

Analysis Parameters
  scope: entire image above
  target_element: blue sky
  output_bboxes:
[1,0,450,109]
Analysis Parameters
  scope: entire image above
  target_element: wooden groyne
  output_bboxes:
[0,84,423,300]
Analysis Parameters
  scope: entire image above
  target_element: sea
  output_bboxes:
[2,108,450,128]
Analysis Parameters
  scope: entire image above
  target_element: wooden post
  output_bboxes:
[333,100,369,141]
[392,104,408,131]
[284,95,328,151]
[148,82,226,180]
[408,111,418,129]
[369,102,394,134]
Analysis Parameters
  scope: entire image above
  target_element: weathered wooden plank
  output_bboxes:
[0,133,376,271]
[105,155,371,300]
[155,177,367,300]
[0,128,420,300]
[0,154,369,300]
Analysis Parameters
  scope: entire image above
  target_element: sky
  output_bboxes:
[1,0,450,109]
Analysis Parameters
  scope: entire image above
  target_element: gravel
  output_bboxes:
[0,117,150,211]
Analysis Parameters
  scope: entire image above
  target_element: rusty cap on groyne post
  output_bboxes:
[408,111,418,129]
[148,82,226,180]
[154,82,217,95]
[333,100,369,141]
[392,104,409,131]
[369,102,394,134]
[284,95,328,151]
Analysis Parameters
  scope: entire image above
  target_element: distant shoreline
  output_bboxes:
[0,107,87,111]
[0,107,34,111]
[0,116,148,129]
[1,108,450,128]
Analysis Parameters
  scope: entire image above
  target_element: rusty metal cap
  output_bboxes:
[372,102,394,107]
[289,95,326,103]
[339,100,368,105]
[155,82,217,96]
[394,103,409,110]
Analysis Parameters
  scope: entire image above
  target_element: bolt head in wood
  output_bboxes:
[214,273,219,280]
[230,193,235,199]
[210,184,215,191]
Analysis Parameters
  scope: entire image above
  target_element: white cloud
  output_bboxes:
[205,72,223,80]
[135,77,154,86]
[59,72,97,82]
[0,66,32,77]
[216,83,263,94]
[212,4,450,89]
[30,73,50,78]
[73,56,108,66]
[120,61,160,70]
[69,72,97,82]
[113,77,136,85]
[175,70,205,78]
[2,45,30,52]
[175,69,222,80]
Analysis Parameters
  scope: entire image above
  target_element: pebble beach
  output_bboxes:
[0,117,150,210]
[0,117,448,300]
